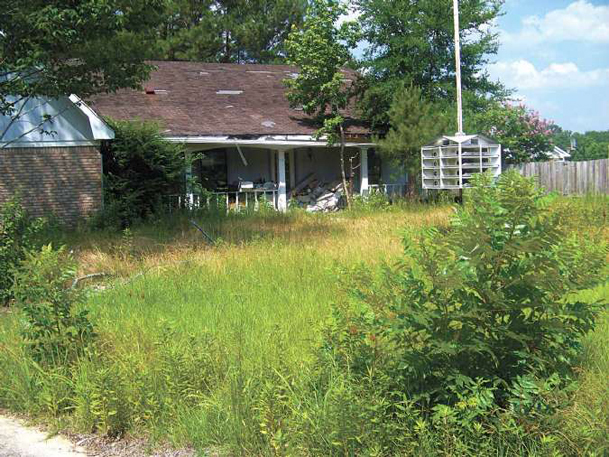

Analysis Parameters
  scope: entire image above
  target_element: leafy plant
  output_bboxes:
[0,198,47,304]
[377,84,449,191]
[99,119,188,228]
[471,103,555,164]
[323,171,607,416]
[284,0,361,207]
[12,244,96,364]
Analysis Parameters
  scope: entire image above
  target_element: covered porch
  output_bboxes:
[169,136,408,212]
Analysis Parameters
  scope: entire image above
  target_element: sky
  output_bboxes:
[488,0,609,132]
[347,0,609,133]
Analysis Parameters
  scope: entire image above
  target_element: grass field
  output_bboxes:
[0,198,607,455]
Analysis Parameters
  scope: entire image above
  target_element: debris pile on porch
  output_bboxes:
[290,173,345,212]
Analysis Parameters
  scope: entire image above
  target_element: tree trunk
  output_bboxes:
[339,124,352,209]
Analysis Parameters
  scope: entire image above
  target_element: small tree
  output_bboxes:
[377,85,449,194]
[284,0,360,208]
[101,119,187,227]
[472,103,554,164]
[0,199,46,305]
[324,171,607,412]
[13,245,96,364]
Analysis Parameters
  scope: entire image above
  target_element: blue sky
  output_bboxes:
[488,0,609,132]
[347,0,609,133]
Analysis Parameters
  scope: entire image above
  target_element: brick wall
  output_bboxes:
[0,146,102,225]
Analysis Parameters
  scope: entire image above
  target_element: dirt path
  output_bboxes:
[0,415,87,457]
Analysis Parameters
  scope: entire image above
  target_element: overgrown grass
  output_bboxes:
[0,197,607,455]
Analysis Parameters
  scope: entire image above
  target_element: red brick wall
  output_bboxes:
[0,146,102,224]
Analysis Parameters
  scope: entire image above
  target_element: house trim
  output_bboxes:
[68,95,115,140]
[164,135,376,150]
[0,140,101,149]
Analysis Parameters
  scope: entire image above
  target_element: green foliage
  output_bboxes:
[552,127,609,162]
[284,0,360,142]
[99,119,187,228]
[12,244,96,364]
[471,103,555,164]
[322,171,607,427]
[378,85,450,187]
[0,0,165,124]
[356,0,508,130]
[154,0,306,63]
[284,0,360,206]
[0,202,607,454]
[0,198,46,304]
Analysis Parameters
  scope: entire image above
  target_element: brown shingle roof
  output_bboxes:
[90,61,369,137]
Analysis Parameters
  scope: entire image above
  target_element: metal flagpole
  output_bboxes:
[453,0,464,136]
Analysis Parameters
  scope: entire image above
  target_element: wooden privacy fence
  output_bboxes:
[508,159,608,195]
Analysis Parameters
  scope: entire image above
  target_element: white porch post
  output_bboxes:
[277,150,287,212]
[185,151,195,207]
[359,147,369,195]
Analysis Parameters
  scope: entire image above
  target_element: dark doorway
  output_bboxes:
[194,149,228,191]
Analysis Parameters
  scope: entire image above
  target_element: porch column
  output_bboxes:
[277,150,287,212]
[185,151,195,207]
[359,147,369,195]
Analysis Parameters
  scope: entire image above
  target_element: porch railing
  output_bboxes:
[167,185,408,213]
[167,190,278,213]
[368,184,407,197]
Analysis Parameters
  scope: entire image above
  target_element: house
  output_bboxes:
[545,145,571,162]
[0,95,114,224]
[1,61,407,222]
[91,61,407,212]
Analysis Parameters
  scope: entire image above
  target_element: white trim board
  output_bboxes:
[165,135,376,150]
[0,140,101,149]
[69,95,115,140]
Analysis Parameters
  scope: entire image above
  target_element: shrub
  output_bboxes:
[320,171,607,445]
[99,119,187,228]
[12,244,96,364]
[0,198,46,304]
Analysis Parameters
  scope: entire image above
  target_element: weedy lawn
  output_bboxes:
[0,198,607,456]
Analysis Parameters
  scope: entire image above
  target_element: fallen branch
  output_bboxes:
[190,220,216,245]
[71,272,111,289]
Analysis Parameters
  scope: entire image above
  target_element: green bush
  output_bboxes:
[0,198,46,304]
[317,171,607,451]
[98,119,187,228]
[12,244,96,364]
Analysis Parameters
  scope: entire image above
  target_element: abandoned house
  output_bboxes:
[1,61,408,222]
[92,61,408,212]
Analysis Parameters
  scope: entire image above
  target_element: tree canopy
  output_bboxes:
[552,128,609,162]
[471,103,554,165]
[0,0,167,118]
[154,0,307,63]
[356,0,508,130]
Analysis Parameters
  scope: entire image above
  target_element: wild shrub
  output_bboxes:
[12,244,96,364]
[98,119,187,228]
[0,198,47,304]
[319,171,607,448]
[352,189,391,212]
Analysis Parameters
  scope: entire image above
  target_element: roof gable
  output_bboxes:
[0,95,114,147]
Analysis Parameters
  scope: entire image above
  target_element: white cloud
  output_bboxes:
[502,0,609,44]
[489,59,609,90]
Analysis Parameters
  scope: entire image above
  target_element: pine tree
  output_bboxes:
[378,85,449,191]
